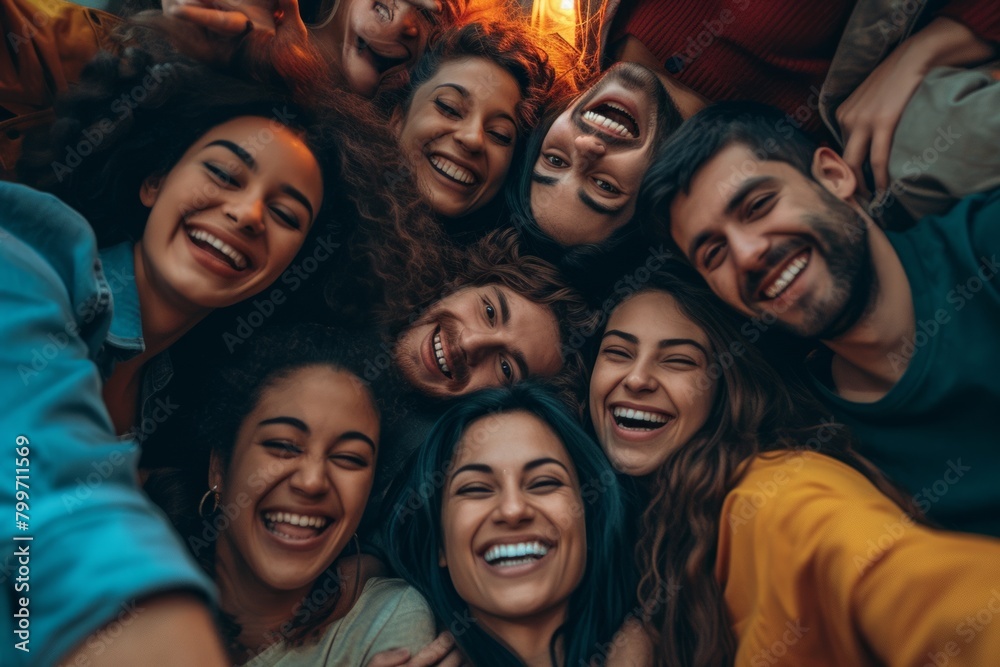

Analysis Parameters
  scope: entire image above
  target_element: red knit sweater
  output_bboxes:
[614,0,1000,135]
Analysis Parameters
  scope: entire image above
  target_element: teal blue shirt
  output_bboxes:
[810,189,1000,537]
[0,182,214,665]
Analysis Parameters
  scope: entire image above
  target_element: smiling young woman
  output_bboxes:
[587,268,1000,667]
[391,21,553,230]
[0,50,384,665]
[386,383,632,667]
[146,326,437,665]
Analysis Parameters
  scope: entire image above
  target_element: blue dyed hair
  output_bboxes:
[386,383,633,666]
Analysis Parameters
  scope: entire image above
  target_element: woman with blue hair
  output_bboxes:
[386,383,633,666]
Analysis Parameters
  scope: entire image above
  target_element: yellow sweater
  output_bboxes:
[716,452,1000,667]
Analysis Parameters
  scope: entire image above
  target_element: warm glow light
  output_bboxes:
[531,0,578,49]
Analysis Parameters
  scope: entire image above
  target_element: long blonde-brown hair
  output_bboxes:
[617,271,920,666]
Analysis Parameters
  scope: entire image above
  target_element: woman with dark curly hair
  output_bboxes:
[0,46,443,665]
[147,325,439,666]
[587,269,1000,667]
[391,20,554,231]
[386,383,633,667]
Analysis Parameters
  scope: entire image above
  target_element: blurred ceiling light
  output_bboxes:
[531,0,579,48]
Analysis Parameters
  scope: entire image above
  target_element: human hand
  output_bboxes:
[164,0,277,35]
[837,17,996,197]
[368,632,467,667]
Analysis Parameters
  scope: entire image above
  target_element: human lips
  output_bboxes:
[261,509,334,547]
[754,248,812,302]
[427,154,478,187]
[608,402,673,439]
[479,536,554,574]
[184,223,255,274]
[582,100,640,139]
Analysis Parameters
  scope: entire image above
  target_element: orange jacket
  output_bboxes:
[0,0,121,179]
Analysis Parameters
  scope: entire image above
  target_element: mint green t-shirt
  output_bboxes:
[810,190,1000,537]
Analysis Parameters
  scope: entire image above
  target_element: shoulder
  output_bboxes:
[0,181,96,251]
[353,577,433,618]
[721,452,903,541]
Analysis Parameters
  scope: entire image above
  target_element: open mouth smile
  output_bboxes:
[583,101,640,139]
[262,511,332,541]
[187,227,250,271]
[611,405,672,433]
[758,249,811,301]
[433,328,453,378]
[428,154,478,186]
[481,540,553,572]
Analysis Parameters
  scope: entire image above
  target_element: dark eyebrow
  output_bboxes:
[525,457,570,474]
[338,431,377,453]
[578,189,626,216]
[206,140,257,172]
[492,287,510,325]
[603,330,708,356]
[658,338,709,356]
[433,83,469,97]
[433,83,517,126]
[492,287,530,380]
[452,462,493,478]
[531,171,558,186]
[281,184,315,221]
[258,416,308,432]
[206,140,314,222]
[688,176,777,262]
[451,458,570,478]
[602,329,637,344]
[258,418,375,451]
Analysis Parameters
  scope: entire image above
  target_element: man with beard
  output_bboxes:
[644,102,1000,538]
[509,62,683,266]
[357,227,595,532]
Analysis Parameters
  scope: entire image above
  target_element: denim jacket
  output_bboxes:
[0,181,213,666]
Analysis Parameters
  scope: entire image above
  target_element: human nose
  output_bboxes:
[727,226,769,272]
[623,359,658,394]
[458,327,502,368]
[574,134,606,165]
[454,118,485,153]
[224,193,266,235]
[396,3,420,39]
[493,484,533,526]
[289,455,331,497]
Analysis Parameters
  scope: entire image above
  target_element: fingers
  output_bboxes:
[168,4,252,36]
[405,632,457,666]
[840,128,872,199]
[869,126,893,195]
[367,648,412,667]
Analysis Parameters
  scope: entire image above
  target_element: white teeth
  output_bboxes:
[763,253,809,299]
[433,332,450,375]
[583,110,631,138]
[188,229,248,269]
[612,406,669,426]
[483,541,549,565]
[263,511,329,529]
[429,155,476,185]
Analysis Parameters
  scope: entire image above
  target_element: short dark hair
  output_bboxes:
[385,383,633,667]
[642,101,819,245]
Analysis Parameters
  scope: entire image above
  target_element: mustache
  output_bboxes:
[436,315,470,386]
[742,240,809,302]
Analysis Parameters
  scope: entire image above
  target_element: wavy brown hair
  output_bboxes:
[17,26,449,326]
[606,270,922,667]
[384,227,598,410]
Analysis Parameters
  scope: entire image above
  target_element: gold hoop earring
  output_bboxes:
[198,484,220,517]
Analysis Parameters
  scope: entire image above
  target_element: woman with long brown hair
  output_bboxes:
[588,269,1000,666]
